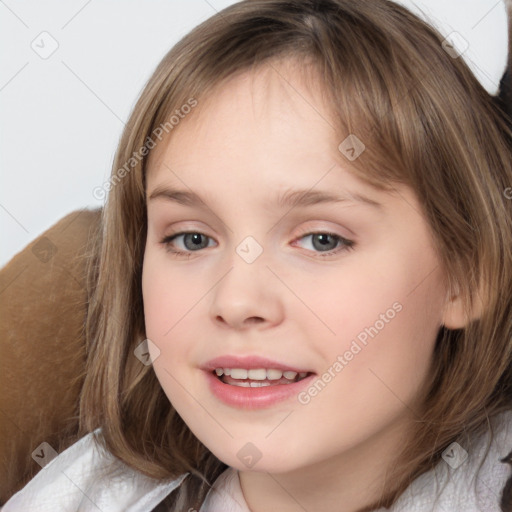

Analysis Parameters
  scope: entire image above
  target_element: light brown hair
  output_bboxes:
[77,0,512,510]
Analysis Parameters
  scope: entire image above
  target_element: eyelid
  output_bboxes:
[292,223,355,244]
[160,231,217,253]
[291,228,355,257]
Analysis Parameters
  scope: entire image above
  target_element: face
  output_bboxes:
[142,60,449,476]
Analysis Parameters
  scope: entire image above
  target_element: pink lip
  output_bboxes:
[202,355,311,373]
[204,371,316,409]
[202,355,316,409]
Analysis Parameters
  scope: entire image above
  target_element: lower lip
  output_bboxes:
[204,371,316,409]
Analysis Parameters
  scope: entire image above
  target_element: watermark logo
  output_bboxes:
[32,442,58,469]
[338,134,365,161]
[237,442,263,468]
[236,236,263,264]
[442,32,469,59]
[32,236,58,263]
[31,31,59,60]
[442,442,468,469]
[134,338,160,365]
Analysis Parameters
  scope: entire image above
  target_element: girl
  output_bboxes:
[3,0,512,510]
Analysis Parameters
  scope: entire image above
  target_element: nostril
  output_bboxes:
[245,317,264,324]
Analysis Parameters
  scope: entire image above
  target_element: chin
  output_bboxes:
[201,436,307,474]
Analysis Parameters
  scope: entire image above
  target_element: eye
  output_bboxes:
[160,230,355,258]
[160,231,215,257]
[293,231,355,257]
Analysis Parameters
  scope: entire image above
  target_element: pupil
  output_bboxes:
[314,234,336,251]
[185,233,207,250]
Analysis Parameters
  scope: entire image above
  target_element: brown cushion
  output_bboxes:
[0,208,101,504]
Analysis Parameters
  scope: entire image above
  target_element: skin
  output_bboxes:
[142,59,468,511]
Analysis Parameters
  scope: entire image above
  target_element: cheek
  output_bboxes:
[299,247,444,406]
[141,266,192,411]
[141,253,220,406]
[289,285,442,464]
[319,242,445,356]
[142,255,198,341]
[141,257,194,387]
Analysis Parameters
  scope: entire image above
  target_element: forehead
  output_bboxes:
[143,57,405,215]
[146,57,339,176]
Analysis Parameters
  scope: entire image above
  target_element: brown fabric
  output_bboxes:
[0,208,101,504]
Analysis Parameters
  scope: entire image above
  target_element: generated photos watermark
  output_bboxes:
[298,301,403,405]
[92,98,198,201]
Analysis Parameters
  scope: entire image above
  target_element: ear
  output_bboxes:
[441,283,485,329]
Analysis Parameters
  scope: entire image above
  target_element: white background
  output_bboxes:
[0,0,508,267]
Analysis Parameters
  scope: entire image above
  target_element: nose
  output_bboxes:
[209,254,285,331]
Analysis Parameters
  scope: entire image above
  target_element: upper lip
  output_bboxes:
[202,355,313,373]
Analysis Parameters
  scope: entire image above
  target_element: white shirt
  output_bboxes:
[2,410,511,511]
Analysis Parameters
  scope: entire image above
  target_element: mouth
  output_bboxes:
[213,367,312,387]
[202,355,316,409]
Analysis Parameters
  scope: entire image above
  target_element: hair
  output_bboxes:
[76,0,512,510]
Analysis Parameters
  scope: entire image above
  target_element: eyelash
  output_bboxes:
[159,229,355,259]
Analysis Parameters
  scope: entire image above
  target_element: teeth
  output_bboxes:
[231,381,250,387]
[267,369,283,380]
[228,381,273,388]
[214,368,308,381]
[230,368,248,379]
[247,369,267,380]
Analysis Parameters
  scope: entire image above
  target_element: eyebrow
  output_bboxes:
[147,186,382,210]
